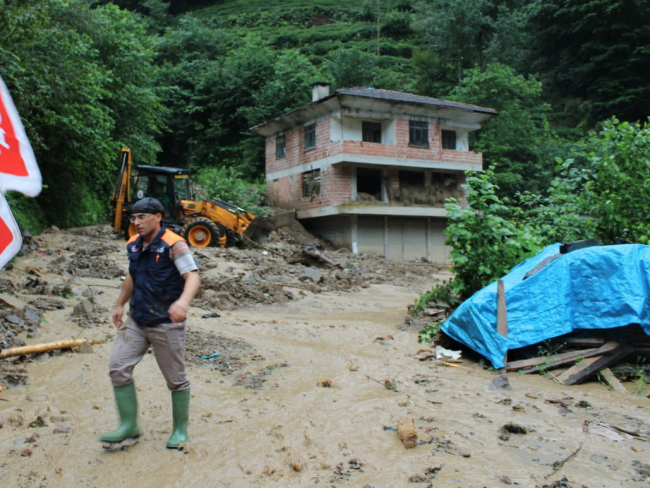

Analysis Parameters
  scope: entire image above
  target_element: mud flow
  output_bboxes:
[1,225,648,487]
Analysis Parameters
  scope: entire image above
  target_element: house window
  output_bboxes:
[442,130,457,150]
[409,120,429,147]
[302,169,320,198]
[362,121,382,143]
[275,133,286,159]
[304,123,316,151]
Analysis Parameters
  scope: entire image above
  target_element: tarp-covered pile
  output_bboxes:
[440,243,650,369]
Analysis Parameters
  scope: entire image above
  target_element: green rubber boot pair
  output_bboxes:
[167,389,190,449]
[100,383,140,443]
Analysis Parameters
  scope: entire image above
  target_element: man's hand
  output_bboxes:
[168,299,190,323]
[112,305,125,329]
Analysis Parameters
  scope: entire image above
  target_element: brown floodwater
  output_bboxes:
[1,234,649,488]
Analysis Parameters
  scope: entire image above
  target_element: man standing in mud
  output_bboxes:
[101,197,200,450]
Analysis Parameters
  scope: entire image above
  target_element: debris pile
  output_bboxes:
[506,326,650,389]
[196,239,441,311]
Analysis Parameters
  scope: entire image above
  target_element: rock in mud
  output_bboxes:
[490,374,511,391]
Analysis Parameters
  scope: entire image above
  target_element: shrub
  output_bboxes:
[444,169,542,299]
[192,166,270,217]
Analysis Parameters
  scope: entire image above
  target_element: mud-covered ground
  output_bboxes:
[0,225,649,488]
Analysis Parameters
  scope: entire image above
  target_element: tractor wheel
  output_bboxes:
[181,217,221,247]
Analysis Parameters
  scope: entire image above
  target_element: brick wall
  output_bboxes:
[265,115,482,209]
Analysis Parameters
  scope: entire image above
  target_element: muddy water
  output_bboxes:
[1,280,649,487]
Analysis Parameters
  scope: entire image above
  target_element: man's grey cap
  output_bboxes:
[131,197,165,216]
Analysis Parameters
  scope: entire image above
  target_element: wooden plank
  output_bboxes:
[558,345,634,386]
[506,341,620,372]
[559,337,606,348]
[496,280,508,363]
[556,356,601,384]
[599,368,628,394]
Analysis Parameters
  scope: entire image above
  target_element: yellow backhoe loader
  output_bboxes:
[111,148,293,247]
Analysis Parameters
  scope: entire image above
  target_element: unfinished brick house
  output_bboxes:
[251,84,497,262]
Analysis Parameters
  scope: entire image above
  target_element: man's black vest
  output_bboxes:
[127,227,186,325]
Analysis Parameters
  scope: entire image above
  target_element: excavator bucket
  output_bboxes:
[243,210,296,242]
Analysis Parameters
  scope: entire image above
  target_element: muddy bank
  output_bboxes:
[1,226,649,488]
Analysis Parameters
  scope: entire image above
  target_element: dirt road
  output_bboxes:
[1,227,649,487]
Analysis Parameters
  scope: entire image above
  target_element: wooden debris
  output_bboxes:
[0,338,105,359]
[599,368,628,394]
[557,345,634,386]
[438,361,470,370]
[506,341,620,373]
[496,280,508,364]
[397,417,417,448]
[559,337,606,348]
[548,443,583,475]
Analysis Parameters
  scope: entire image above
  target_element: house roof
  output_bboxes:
[337,87,497,114]
[250,87,497,136]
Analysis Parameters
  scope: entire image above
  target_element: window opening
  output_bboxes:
[409,120,429,147]
[398,170,426,204]
[356,168,382,201]
[362,121,382,143]
[442,130,457,150]
[302,169,321,197]
[304,123,316,151]
[276,133,286,159]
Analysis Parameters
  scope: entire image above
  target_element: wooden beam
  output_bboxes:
[506,341,620,372]
[0,339,104,359]
[599,368,628,394]
[496,280,508,363]
[558,345,634,386]
[559,337,606,348]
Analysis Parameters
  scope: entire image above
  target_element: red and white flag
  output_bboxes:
[0,75,42,268]
[0,193,23,268]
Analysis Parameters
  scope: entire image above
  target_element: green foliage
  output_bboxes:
[381,11,414,39]
[414,279,460,344]
[448,63,555,198]
[444,169,542,298]
[411,48,456,97]
[0,0,163,228]
[5,192,47,235]
[535,340,565,377]
[413,0,531,73]
[528,0,650,126]
[410,279,459,317]
[632,357,649,396]
[326,49,377,89]
[417,324,439,344]
[571,118,650,244]
[192,166,269,216]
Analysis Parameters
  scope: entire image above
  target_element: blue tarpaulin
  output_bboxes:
[440,243,650,369]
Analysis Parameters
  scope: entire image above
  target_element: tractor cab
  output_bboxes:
[131,166,193,224]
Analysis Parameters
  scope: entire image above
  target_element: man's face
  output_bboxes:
[131,212,161,238]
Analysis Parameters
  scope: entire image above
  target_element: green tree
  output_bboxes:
[529,0,650,126]
[444,168,542,298]
[156,26,275,173]
[448,63,555,198]
[413,0,531,78]
[576,118,650,244]
[410,48,456,97]
[326,48,377,90]
[0,0,163,228]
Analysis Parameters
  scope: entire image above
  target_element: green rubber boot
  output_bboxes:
[167,389,190,449]
[100,383,140,443]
